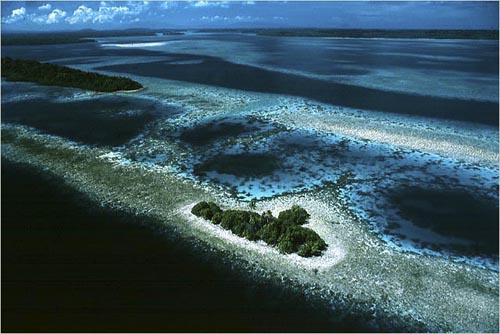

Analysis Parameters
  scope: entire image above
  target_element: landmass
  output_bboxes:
[1,36,97,46]
[1,28,184,46]
[1,57,142,92]
[199,28,499,40]
[191,202,327,257]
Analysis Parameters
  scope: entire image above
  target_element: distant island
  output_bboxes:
[1,36,97,46]
[1,57,142,93]
[198,28,499,40]
[192,202,327,257]
[2,28,184,46]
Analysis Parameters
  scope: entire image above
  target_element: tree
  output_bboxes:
[249,198,257,210]
[191,202,327,257]
[277,205,310,225]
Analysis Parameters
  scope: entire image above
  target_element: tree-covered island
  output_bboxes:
[1,57,142,92]
[192,202,327,257]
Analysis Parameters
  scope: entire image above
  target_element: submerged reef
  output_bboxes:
[192,202,327,257]
[1,57,142,92]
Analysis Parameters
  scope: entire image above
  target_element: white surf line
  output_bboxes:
[101,42,169,48]
[178,202,346,270]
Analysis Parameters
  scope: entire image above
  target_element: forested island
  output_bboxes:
[192,202,327,257]
[198,28,499,40]
[2,28,183,46]
[255,29,499,39]
[1,57,142,92]
[1,36,96,46]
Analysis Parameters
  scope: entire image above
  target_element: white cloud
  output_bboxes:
[12,7,26,16]
[32,7,66,24]
[160,1,176,10]
[192,1,229,8]
[201,15,261,22]
[38,4,52,11]
[65,2,147,25]
[127,1,150,14]
[66,5,93,24]
[46,9,66,24]
[93,6,131,23]
[235,15,259,21]
[2,7,27,24]
[243,1,255,5]
[201,15,227,21]
[237,15,262,22]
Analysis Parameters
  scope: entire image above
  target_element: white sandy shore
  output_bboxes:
[178,202,346,270]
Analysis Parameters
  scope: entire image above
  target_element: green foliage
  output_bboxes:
[192,202,327,257]
[191,201,222,220]
[261,210,276,225]
[211,212,223,225]
[249,198,257,210]
[2,29,183,46]
[259,220,285,246]
[277,205,310,225]
[220,210,262,240]
[277,225,327,256]
[1,57,142,92]
[1,37,95,46]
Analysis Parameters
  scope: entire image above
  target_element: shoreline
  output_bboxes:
[1,57,143,94]
[112,87,145,94]
[178,202,346,270]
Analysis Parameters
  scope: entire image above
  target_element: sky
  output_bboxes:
[1,1,498,31]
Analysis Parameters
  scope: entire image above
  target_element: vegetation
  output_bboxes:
[191,202,327,257]
[1,36,96,46]
[2,28,183,46]
[254,29,499,39]
[191,201,223,220]
[197,28,499,40]
[1,57,142,92]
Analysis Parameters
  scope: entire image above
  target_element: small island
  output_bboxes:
[1,57,142,93]
[192,202,327,257]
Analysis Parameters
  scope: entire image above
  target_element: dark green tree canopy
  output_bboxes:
[1,57,142,93]
[191,201,327,257]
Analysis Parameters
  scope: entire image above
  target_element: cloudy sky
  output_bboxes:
[1,1,498,31]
